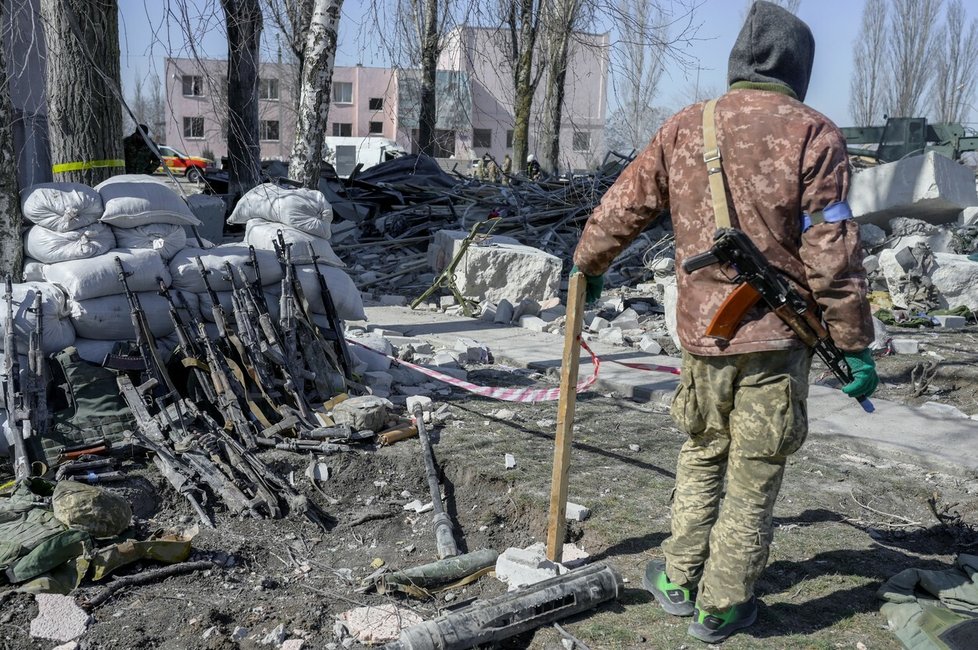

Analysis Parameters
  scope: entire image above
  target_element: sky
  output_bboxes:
[117,0,978,130]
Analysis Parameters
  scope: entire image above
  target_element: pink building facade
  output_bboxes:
[163,26,608,173]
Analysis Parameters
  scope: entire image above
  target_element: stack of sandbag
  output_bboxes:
[0,281,76,356]
[169,244,283,325]
[20,183,115,273]
[39,176,202,361]
[228,183,365,323]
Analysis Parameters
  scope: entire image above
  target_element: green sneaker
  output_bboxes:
[687,597,758,643]
[642,560,696,616]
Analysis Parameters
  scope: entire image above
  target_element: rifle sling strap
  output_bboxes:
[702,98,732,230]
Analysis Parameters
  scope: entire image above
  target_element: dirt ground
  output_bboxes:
[2,326,977,649]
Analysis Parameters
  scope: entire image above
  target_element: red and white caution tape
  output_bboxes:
[346,337,683,403]
[347,338,601,403]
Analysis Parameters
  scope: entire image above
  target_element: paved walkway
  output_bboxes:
[356,306,978,474]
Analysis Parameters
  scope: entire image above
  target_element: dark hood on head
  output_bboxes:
[727,1,815,101]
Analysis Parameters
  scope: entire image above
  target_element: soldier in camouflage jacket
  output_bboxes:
[573,1,878,642]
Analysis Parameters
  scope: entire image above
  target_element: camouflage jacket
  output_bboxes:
[574,88,874,355]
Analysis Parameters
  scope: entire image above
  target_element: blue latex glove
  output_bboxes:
[842,349,879,399]
[570,265,604,303]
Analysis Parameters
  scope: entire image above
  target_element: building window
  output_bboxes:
[368,97,383,111]
[183,116,204,139]
[332,122,352,137]
[260,120,280,141]
[259,78,279,101]
[182,75,204,97]
[572,130,591,152]
[473,129,492,148]
[506,130,514,148]
[368,121,384,135]
[332,82,353,104]
[434,129,456,157]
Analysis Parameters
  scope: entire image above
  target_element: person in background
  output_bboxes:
[123,124,161,175]
[526,154,541,180]
[501,153,513,185]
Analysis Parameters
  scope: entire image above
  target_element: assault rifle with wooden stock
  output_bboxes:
[683,227,874,412]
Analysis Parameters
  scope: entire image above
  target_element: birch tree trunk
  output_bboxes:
[39,0,124,186]
[540,0,583,175]
[289,0,343,188]
[222,0,264,199]
[417,0,439,156]
[0,2,23,279]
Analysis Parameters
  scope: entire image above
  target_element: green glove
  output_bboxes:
[570,265,604,303]
[842,349,879,399]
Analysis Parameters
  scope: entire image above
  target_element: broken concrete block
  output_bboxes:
[513,298,542,321]
[480,302,497,321]
[454,337,491,364]
[349,332,393,371]
[638,335,663,355]
[365,371,393,395]
[566,502,591,522]
[427,229,521,271]
[849,151,978,227]
[960,206,978,226]
[890,338,920,354]
[406,395,433,418]
[930,253,978,311]
[539,306,565,322]
[439,295,457,309]
[494,298,514,324]
[519,315,548,332]
[650,257,676,274]
[597,327,624,345]
[427,231,562,304]
[589,316,610,332]
[862,254,879,274]
[935,314,967,328]
[332,396,391,431]
[859,223,887,248]
[30,594,91,643]
[431,350,460,367]
[919,401,970,419]
[261,623,287,646]
[336,604,424,645]
[611,308,640,330]
[495,543,562,590]
[281,640,305,650]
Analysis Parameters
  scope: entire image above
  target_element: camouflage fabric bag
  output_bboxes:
[52,480,132,539]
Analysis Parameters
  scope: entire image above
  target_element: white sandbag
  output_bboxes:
[45,248,172,301]
[244,220,345,267]
[68,292,177,340]
[266,264,365,321]
[228,183,332,239]
[111,223,188,261]
[195,290,233,323]
[0,281,76,355]
[169,245,282,293]
[96,175,201,228]
[22,258,45,282]
[23,222,116,264]
[20,182,103,232]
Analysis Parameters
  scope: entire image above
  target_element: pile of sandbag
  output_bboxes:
[228,183,365,322]
[19,176,202,363]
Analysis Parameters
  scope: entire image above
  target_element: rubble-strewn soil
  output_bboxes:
[4,354,977,649]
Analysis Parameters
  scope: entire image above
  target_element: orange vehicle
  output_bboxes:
[157,145,213,183]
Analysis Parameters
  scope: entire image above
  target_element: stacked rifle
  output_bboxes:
[110,234,363,528]
[2,276,47,480]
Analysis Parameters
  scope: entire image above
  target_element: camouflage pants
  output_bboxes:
[661,347,811,613]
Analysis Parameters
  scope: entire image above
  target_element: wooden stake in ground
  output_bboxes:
[546,272,586,563]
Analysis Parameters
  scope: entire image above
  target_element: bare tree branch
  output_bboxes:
[848,0,887,126]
